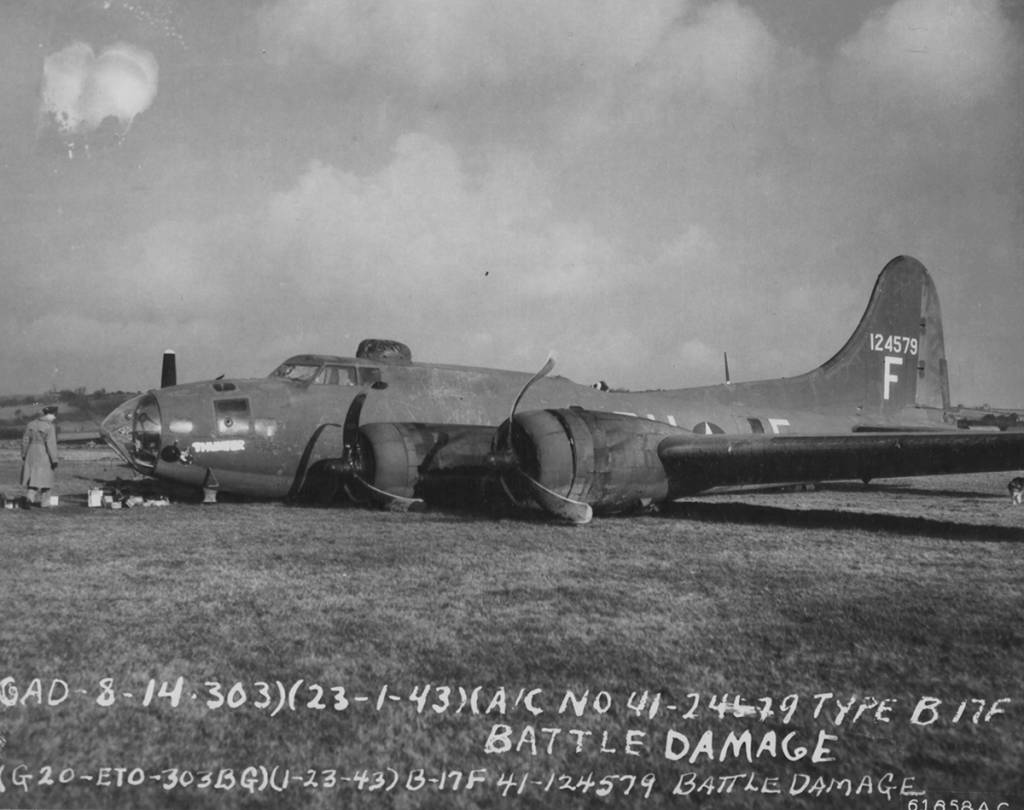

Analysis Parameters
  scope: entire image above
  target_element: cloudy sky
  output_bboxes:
[1,0,1021,406]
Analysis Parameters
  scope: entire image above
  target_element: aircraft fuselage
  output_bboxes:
[101,257,1020,521]
[101,351,948,500]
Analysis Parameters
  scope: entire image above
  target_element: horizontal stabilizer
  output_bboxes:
[947,406,1024,431]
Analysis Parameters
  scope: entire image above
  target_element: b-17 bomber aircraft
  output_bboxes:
[100,256,1024,524]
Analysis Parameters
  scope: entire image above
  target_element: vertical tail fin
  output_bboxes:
[811,256,949,418]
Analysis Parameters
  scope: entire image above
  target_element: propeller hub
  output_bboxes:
[485,448,518,473]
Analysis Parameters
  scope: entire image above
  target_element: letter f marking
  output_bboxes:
[883,356,903,401]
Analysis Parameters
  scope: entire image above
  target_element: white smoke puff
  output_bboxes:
[40,42,93,131]
[41,41,159,134]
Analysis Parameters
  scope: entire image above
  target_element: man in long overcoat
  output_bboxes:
[21,405,59,505]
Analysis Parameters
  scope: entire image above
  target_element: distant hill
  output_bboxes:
[0,389,139,441]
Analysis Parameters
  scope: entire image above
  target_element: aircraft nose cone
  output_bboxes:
[100,394,143,467]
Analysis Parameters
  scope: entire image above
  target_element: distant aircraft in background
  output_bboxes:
[100,256,1024,524]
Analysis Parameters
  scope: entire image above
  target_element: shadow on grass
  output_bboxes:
[819,481,1008,499]
[661,500,1024,542]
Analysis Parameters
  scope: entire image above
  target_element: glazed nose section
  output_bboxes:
[100,395,141,466]
[100,393,163,471]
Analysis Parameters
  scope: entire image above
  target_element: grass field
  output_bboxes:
[1,447,1022,809]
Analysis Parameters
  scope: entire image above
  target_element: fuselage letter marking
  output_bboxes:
[883,355,903,401]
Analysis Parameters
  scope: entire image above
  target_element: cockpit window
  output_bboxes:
[312,365,357,385]
[270,363,320,382]
[270,360,377,386]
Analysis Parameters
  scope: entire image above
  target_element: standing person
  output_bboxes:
[21,405,59,506]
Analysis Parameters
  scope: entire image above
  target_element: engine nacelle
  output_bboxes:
[358,422,498,505]
[508,408,690,513]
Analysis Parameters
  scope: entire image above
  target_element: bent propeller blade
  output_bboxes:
[342,392,367,457]
[491,354,592,522]
[493,354,556,457]
[340,392,424,510]
[521,472,593,525]
[351,474,425,512]
[508,354,555,426]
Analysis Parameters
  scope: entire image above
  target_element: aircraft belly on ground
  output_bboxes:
[100,256,1024,523]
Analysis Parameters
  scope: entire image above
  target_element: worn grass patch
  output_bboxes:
[1,455,1023,808]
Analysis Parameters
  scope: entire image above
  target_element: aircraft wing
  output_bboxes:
[658,430,1024,494]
